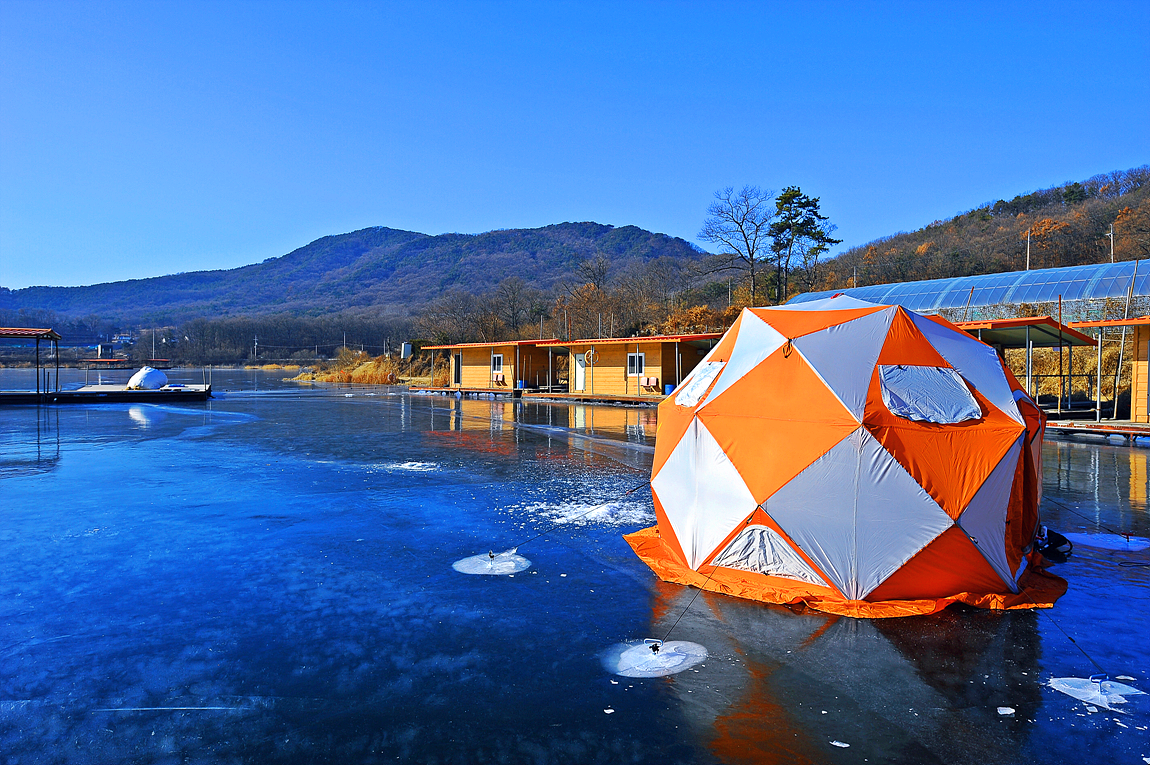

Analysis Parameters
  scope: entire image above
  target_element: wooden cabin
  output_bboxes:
[537,333,723,398]
[1067,317,1150,423]
[422,340,564,392]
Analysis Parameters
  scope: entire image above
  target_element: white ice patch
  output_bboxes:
[1048,677,1146,713]
[452,550,532,575]
[602,640,707,677]
[379,461,439,472]
[1061,532,1150,552]
[510,499,655,528]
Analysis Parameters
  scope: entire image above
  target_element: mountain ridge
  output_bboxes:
[1,222,705,325]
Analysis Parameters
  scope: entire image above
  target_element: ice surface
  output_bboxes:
[1061,532,1150,552]
[602,640,707,678]
[1048,677,1146,712]
[452,550,532,575]
[2,371,1149,763]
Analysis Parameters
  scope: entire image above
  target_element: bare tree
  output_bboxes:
[699,186,776,305]
[576,253,611,291]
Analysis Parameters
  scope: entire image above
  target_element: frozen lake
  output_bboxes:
[1,368,1147,763]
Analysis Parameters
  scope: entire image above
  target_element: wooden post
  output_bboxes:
[35,338,40,395]
[1096,328,1103,422]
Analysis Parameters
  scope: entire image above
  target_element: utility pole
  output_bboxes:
[1106,223,1114,263]
[1026,228,1031,270]
[253,335,258,360]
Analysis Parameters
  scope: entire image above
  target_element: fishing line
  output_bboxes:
[656,514,756,646]
[1043,495,1142,542]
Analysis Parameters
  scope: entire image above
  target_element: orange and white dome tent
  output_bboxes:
[626,295,1067,618]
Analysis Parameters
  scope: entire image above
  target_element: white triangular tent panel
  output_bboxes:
[711,525,828,586]
[852,431,955,599]
[696,310,786,411]
[650,418,758,570]
[958,434,1025,592]
[761,429,862,598]
[792,307,897,421]
[691,421,760,569]
[909,313,1023,425]
[768,295,879,311]
[763,428,953,600]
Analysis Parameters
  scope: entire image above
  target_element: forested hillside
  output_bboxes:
[814,166,1149,291]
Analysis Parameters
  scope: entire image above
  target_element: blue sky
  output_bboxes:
[1,0,1147,289]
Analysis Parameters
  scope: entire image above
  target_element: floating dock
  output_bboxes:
[0,384,212,405]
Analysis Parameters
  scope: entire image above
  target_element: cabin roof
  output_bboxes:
[0,327,62,341]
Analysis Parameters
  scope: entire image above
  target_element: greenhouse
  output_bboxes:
[790,259,1148,319]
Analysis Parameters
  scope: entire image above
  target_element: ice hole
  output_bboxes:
[602,639,707,678]
[452,549,531,575]
[1048,677,1146,713]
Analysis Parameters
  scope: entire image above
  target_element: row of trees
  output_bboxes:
[699,185,841,304]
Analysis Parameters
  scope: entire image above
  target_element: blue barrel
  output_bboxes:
[664,383,674,395]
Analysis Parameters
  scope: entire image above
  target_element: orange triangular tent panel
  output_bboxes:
[876,308,952,368]
[748,304,887,341]
[865,526,1009,601]
[698,347,858,504]
[652,398,698,478]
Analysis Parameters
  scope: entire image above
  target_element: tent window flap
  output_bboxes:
[878,365,981,423]
[711,525,827,586]
[674,361,725,407]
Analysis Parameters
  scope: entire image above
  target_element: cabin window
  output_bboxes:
[878,365,981,423]
[627,352,645,376]
[491,354,503,373]
[452,353,462,385]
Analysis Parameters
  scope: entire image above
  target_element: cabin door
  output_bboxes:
[452,353,462,386]
[574,353,586,391]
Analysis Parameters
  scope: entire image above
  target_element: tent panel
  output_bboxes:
[791,306,897,420]
[699,349,858,505]
[691,421,761,570]
[697,310,786,410]
[711,525,829,586]
[652,419,760,571]
[853,431,955,599]
[777,295,878,311]
[650,418,700,566]
[863,374,1024,519]
[865,526,1012,601]
[749,304,889,341]
[909,313,1024,425]
[875,308,951,368]
[958,435,1026,591]
[651,402,698,482]
[762,429,864,598]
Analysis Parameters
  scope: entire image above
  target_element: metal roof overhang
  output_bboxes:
[421,339,558,350]
[536,332,723,349]
[0,327,62,341]
[1067,316,1150,329]
[953,317,1095,348]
